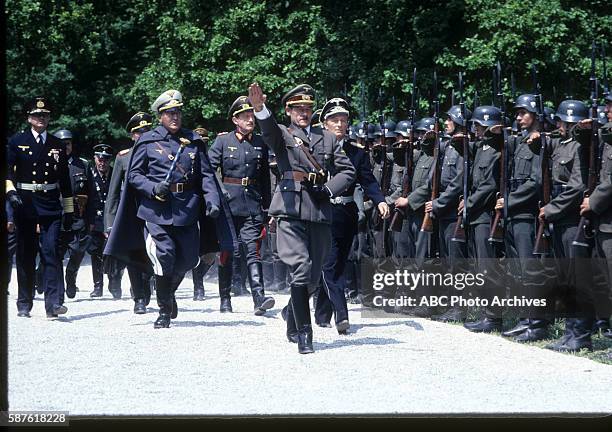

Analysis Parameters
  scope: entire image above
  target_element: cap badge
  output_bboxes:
[37,101,44,108]
[567,109,573,116]
[483,114,489,121]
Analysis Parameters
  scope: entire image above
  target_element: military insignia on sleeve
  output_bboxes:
[155,149,164,154]
[228,146,237,151]
[18,145,29,151]
[294,137,303,147]
[168,154,175,161]
[189,152,195,159]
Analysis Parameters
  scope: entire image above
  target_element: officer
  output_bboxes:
[54,129,89,299]
[457,105,504,333]
[104,112,154,313]
[191,126,216,301]
[86,144,117,298]
[313,98,389,333]
[580,93,612,339]
[428,105,470,322]
[7,97,74,318]
[491,94,548,341]
[105,89,235,329]
[207,96,275,315]
[248,82,356,354]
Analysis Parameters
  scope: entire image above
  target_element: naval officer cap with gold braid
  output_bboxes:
[151,89,184,114]
[26,97,52,115]
[228,96,254,119]
[281,84,316,108]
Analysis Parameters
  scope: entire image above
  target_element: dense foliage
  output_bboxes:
[5,0,610,153]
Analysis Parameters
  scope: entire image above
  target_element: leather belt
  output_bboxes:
[169,182,193,193]
[283,171,325,184]
[330,196,355,205]
[16,182,58,192]
[223,176,257,186]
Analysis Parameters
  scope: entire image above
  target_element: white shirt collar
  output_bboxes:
[31,129,47,144]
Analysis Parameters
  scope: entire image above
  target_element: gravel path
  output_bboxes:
[7,262,612,415]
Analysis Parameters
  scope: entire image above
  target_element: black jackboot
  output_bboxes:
[218,263,233,313]
[248,262,275,316]
[108,276,122,299]
[154,275,172,328]
[282,303,299,343]
[551,318,593,352]
[272,260,288,292]
[291,284,314,354]
[192,260,211,301]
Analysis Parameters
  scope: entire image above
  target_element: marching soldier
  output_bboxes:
[104,89,236,329]
[7,97,74,318]
[313,98,389,333]
[104,112,154,313]
[248,82,356,354]
[429,106,470,322]
[207,96,275,315]
[191,126,215,301]
[87,144,117,298]
[54,129,89,299]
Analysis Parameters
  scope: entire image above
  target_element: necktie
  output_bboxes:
[302,128,310,140]
[37,135,43,145]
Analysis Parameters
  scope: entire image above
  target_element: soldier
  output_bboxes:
[86,144,117,298]
[580,93,612,340]
[394,117,437,263]
[535,99,594,351]
[7,97,74,318]
[491,94,549,341]
[248,82,356,354]
[104,112,154,313]
[54,129,89,299]
[313,98,389,333]
[104,89,235,329]
[428,106,470,322]
[456,105,504,333]
[207,96,275,315]
[191,126,215,301]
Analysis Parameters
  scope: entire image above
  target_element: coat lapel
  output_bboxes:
[309,126,324,151]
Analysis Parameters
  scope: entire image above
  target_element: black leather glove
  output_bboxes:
[153,181,171,201]
[206,203,220,218]
[62,213,73,231]
[8,191,23,209]
[306,183,332,203]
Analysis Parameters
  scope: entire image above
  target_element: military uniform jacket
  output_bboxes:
[506,134,540,220]
[342,140,385,205]
[431,139,463,221]
[87,165,112,232]
[589,122,612,233]
[256,114,356,224]
[7,129,72,218]
[208,131,272,217]
[407,149,434,212]
[67,155,89,228]
[542,131,587,225]
[128,125,220,226]
[104,148,130,232]
[465,136,501,225]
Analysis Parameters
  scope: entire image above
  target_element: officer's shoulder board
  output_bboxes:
[217,131,229,136]
[118,149,131,156]
[349,141,365,149]
[79,157,89,164]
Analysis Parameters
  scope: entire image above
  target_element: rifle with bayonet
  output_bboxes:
[532,64,552,256]
[489,61,508,244]
[389,67,417,232]
[372,89,392,231]
[451,72,469,243]
[572,42,601,248]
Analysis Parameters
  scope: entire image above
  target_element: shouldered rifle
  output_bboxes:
[532,64,552,256]
[421,69,440,234]
[601,42,609,96]
[489,61,508,244]
[389,67,417,232]
[452,72,469,243]
[573,42,601,248]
